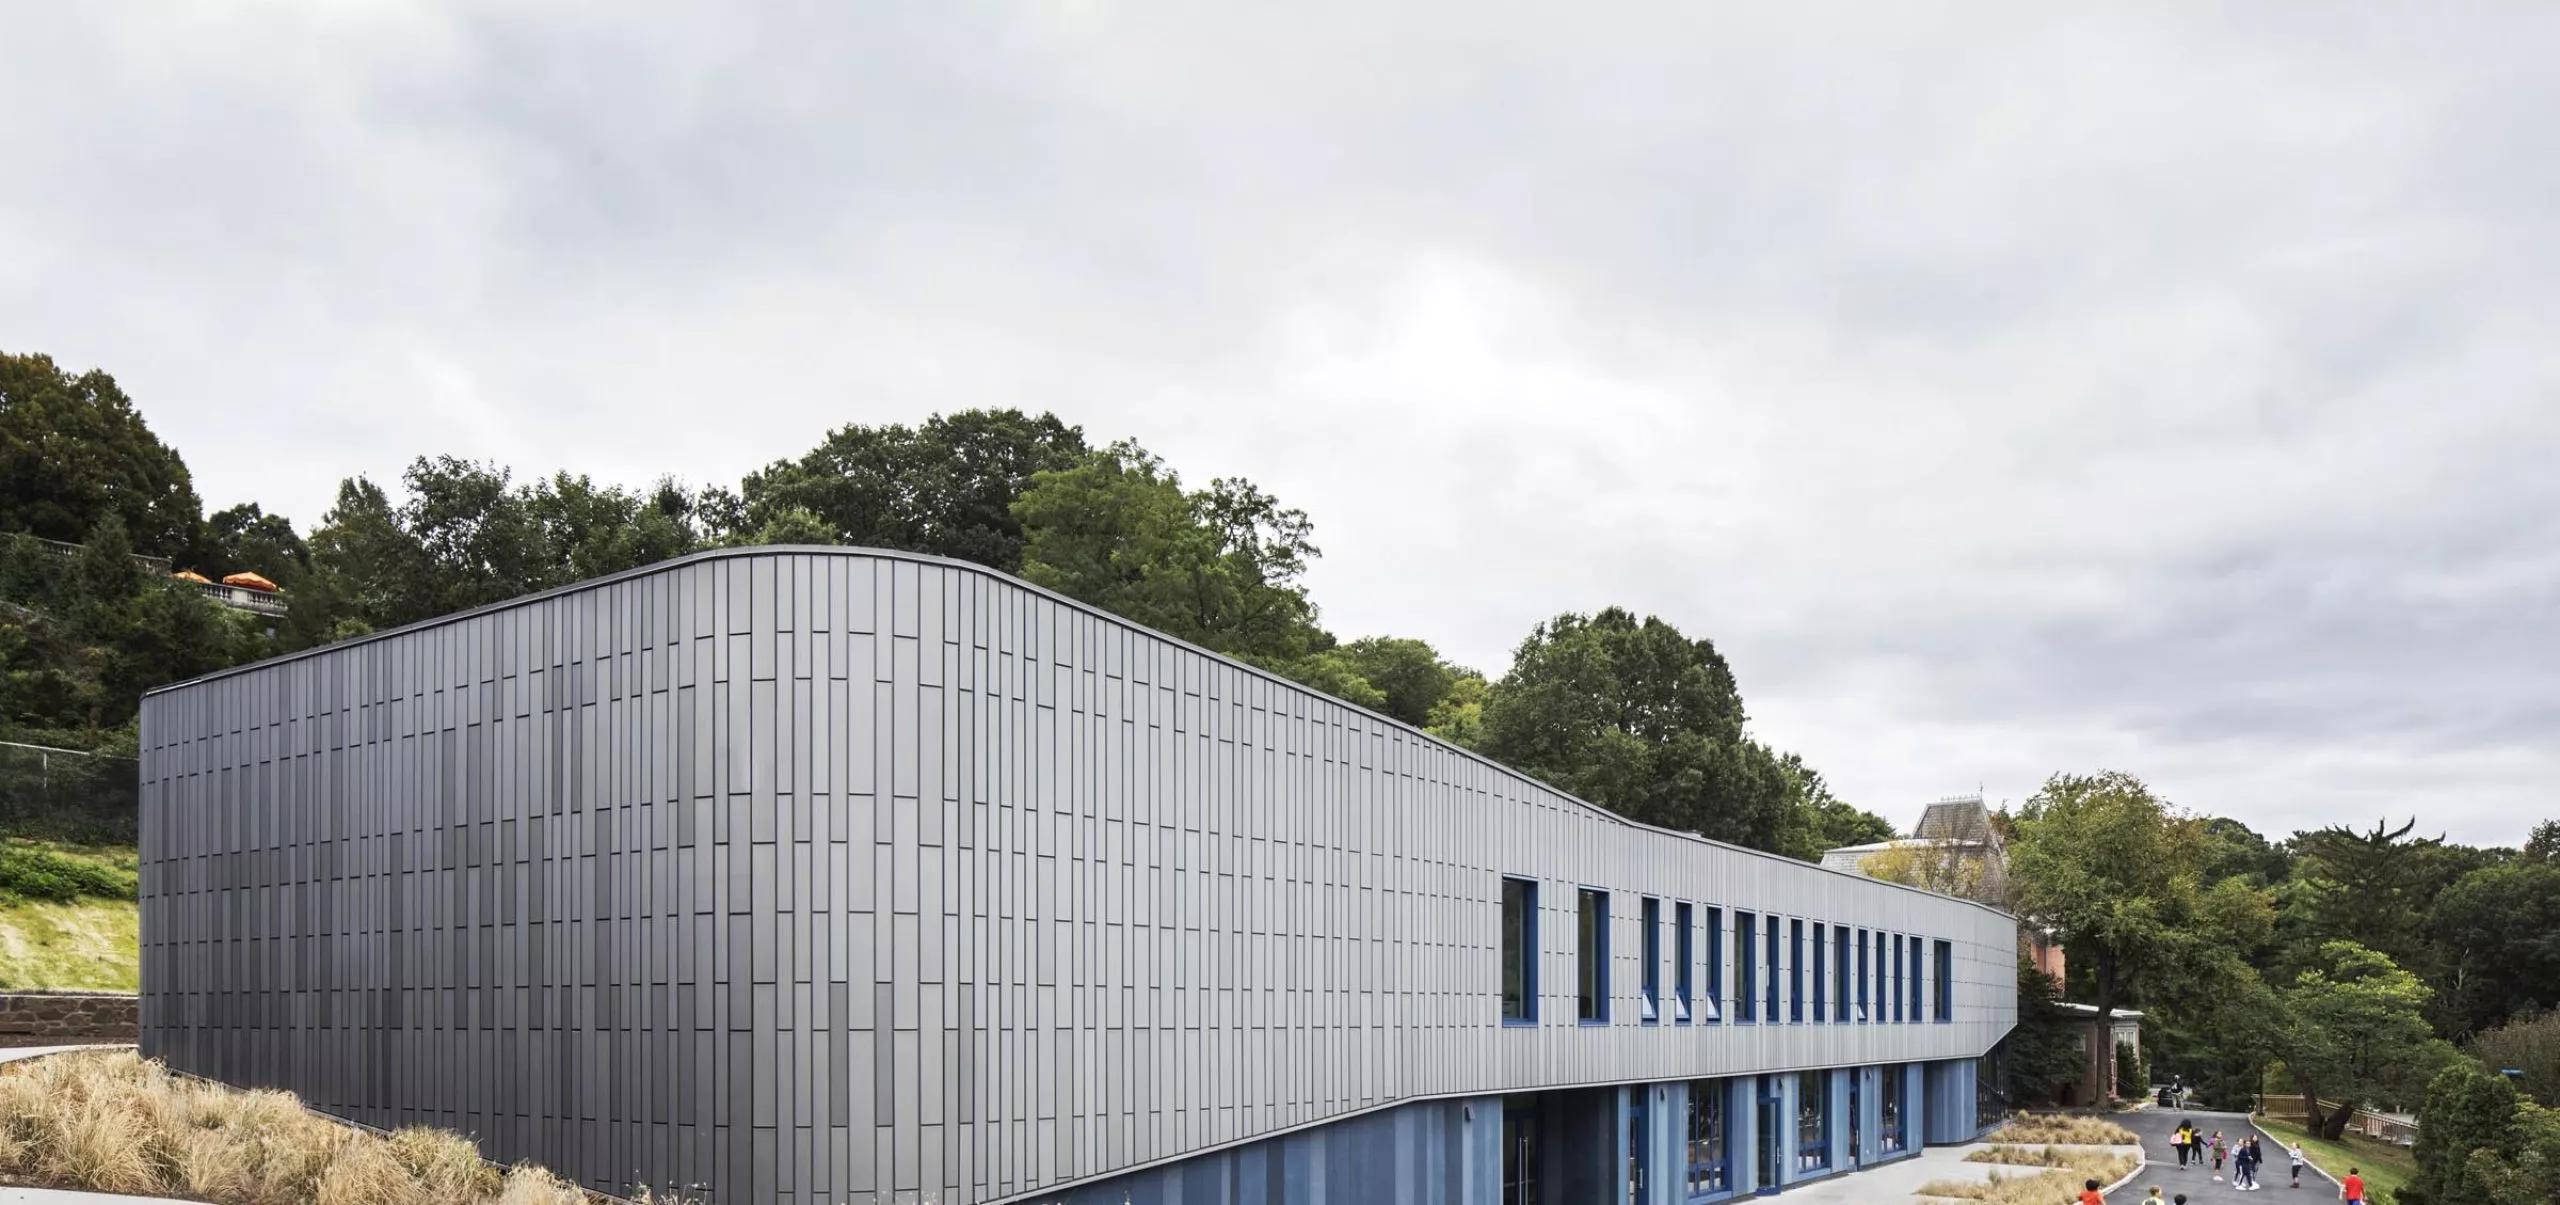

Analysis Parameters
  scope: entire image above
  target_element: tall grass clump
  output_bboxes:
[0,1050,610,1204]
[1920,1150,2139,1204]
[1988,1112,2139,1145]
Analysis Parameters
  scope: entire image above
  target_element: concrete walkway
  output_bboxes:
[0,1046,208,1205]
[2109,1108,2307,1199]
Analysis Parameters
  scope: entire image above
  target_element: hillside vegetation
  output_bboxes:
[0,840,139,991]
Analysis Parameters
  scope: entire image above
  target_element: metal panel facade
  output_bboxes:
[139,548,2017,1205]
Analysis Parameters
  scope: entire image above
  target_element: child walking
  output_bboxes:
[2289,1141,2306,1188]
[2211,1131,2227,1180]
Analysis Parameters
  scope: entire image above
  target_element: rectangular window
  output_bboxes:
[1503,1097,1542,1205]
[1578,888,1610,1023]
[1763,915,1780,1024]
[1812,922,1826,1022]
[1789,919,1805,1023]
[1908,936,1924,1024]
[1892,935,1905,1023]
[1795,1070,1830,1171]
[1501,877,1538,1024]
[1705,907,1724,1022]
[1884,931,1904,1023]
[1640,897,1662,1024]
[1834,926,1851,1022]
[1674,903,1694,1024]
[1686,1081,1730,1195]
[1856,929,1870,1021]
[1935,939,1954,1021]
[1735,911,1757,1022]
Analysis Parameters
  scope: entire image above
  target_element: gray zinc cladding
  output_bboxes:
[137,546,2018,1205]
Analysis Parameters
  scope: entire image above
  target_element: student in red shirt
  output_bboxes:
[2080,1178,2105,1205]
[2340,1168,2365,1204]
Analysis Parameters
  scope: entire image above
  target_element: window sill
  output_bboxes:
[1502,1018,1539,1028]
[1579,1019,1611,1027]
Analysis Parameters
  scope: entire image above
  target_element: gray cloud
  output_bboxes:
[5,3,2555,844]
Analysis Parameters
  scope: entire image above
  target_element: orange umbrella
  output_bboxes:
[172,570,213,584]
[221,572,280,592]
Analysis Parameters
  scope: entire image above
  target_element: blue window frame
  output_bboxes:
[1856,929,1870,1021]
[1640,897,1662,1024]
[1934,939,1954,1022]
[1501,877,1538,1025]
[1763,915,1780,1024]
[1734,911,1757,1022]
[1891,934,1905,1023]
[1884,931,1904,1023]
[1674,903,1694,1024]
[1811,922,1826,1022]
[1686,1080,1730,1196]
[1578,888,1610,1023]
[1795,1070,1831,1171]
[1911,936,1925,1023]
[1789,920,1805,1023]
[1834,926,1851,1022]
[1705,907,1724,1022]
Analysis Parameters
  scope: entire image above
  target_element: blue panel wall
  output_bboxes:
[1922,1059,1982,1146]
[1053,1096,1500,1205]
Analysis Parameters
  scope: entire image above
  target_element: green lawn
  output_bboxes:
[0,840,140,991]
[2256,1115,2415,1204]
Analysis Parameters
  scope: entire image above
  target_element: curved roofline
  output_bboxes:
[147,543,2017,921]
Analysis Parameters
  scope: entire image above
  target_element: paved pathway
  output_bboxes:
[2109,1109,2319,1200]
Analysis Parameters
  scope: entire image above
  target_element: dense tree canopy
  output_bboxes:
[0,352,205,562]
[733,409,1088,570]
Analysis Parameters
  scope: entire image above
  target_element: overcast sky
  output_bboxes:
[6,5,2555,845]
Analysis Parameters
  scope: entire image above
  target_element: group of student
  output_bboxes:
[2168,1119,2292,1189]
[2107,1119,2368,1204]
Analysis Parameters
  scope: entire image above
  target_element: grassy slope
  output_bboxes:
[0,841,140,991]
[2257,1115,2416,1204]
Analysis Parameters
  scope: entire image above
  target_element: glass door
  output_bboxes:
[1755,1076,1784,1192]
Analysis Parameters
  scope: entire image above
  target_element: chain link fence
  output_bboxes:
[0,740,138,845]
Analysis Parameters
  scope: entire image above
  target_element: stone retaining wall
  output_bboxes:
[0,989,139,1044]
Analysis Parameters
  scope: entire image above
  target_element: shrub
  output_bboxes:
[0,842,136,903]
[0,1049,657,1204]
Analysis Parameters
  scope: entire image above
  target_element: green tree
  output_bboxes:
[2199,816,2294,887]
[739,409,1087,571]
[2001,950,2092,1106]
[1423,671,1489,748]
[0,351,204,559]
[1015,441,1326,664]
[2430,864,2560,1039]
[2008,770,2203,1093]
[1474,606,1797,851]
[2523,820,2560,867]
[2469,1013,2560,1107]
[1776,753,1895,862]
[2282,941,2458,1140]
[2408,1060,2520,1205]
[203,503,309,582]
[1335,637,1466,729]
[2473,1098,2560,1205]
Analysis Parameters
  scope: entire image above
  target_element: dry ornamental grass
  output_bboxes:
[0,1049,659,1205]
[1986,1112,2140,1146]
[1920,1150,2140,1205]
[1963,1144,2076,1167]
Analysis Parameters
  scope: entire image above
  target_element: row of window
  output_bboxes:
[1499,878,1957,1027]
[1508,1069,1919,1205]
